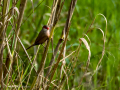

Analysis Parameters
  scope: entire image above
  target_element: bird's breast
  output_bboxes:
[46,30,50,37]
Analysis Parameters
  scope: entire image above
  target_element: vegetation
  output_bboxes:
[0,0,119,90]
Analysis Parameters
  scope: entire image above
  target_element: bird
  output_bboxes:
[26,25,50,50]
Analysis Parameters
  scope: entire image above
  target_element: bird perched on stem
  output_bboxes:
[26,25,50,50]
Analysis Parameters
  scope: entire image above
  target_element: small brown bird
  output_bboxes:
[26,25,50,50]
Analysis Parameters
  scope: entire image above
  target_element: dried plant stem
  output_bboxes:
[25,45,40,90]
[44,39,63,83]
[6,0,27,86]
[46,0,77,89]
[17,36,37,73]
[12,0,27,55]
[43,0,65,87]
[0,0,10,89]
[46,26,69,90]
[4,0,18,86]
[30,0,61,89]
[30,26,56,90]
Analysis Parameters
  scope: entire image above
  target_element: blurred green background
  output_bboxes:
[6,0,120,89]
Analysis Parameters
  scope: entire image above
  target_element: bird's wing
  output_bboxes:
[35,31,48,45]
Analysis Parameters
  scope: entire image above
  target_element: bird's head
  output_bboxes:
[43,25,49,30]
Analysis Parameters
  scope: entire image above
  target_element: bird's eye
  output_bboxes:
[43,26,49,30]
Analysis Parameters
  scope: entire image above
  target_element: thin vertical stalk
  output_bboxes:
[12,0,27,55]
[46,0,77,89]
[0,0,10,89]
[7,0,27,85]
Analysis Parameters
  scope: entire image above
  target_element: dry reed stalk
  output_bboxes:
[30,0,65,89]
[3,0,19,87]
[0,0,10,89]
[5,1,27,89]
[46,0,77,89]
[12,0,27,56]
[43,0,65,87]
[0,0,27,89]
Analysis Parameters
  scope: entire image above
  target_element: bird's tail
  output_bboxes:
[26,44,35,50]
